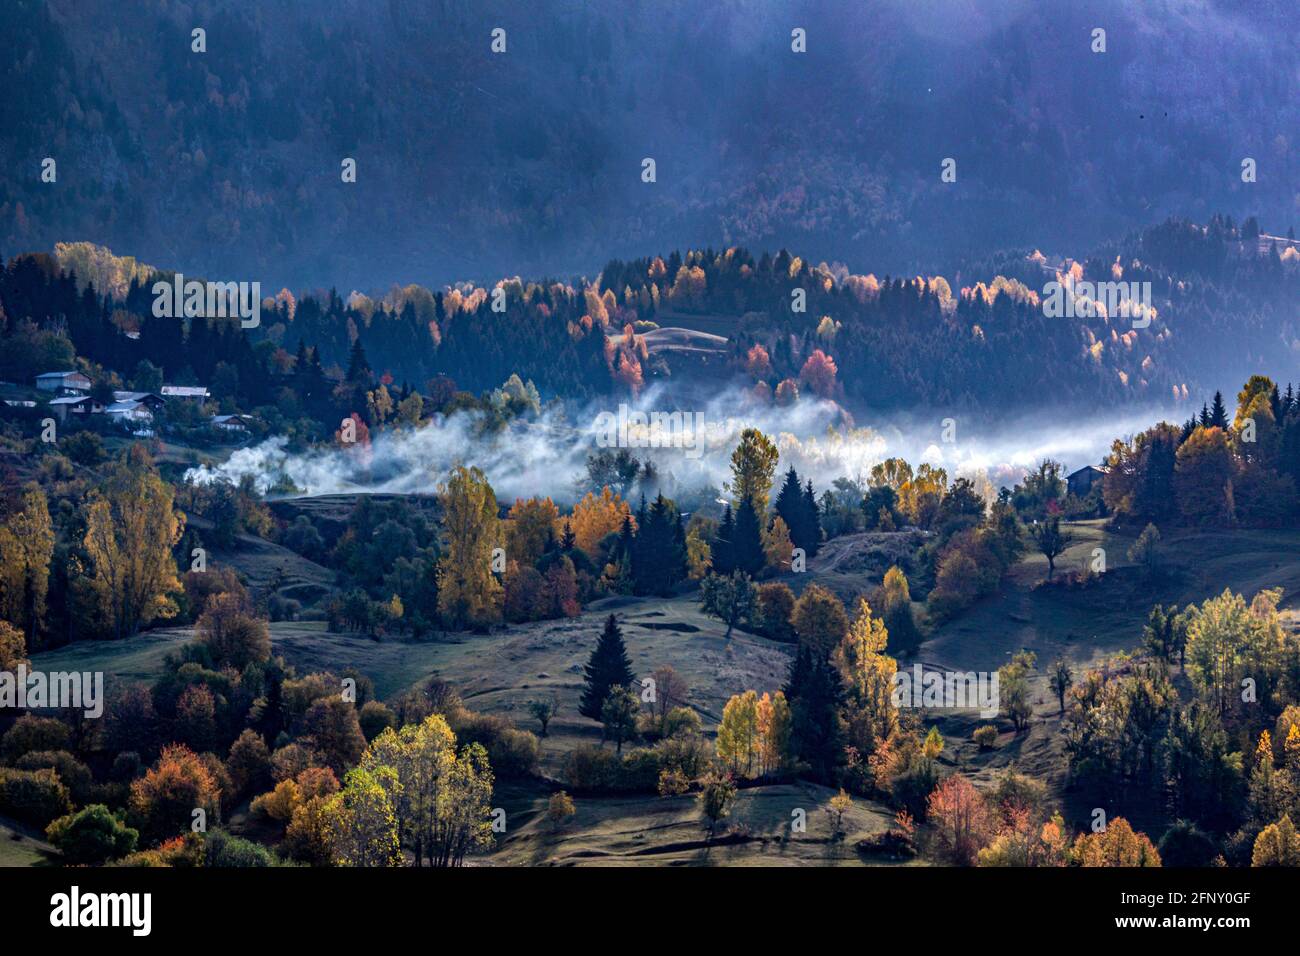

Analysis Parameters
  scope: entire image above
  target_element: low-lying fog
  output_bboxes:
[185,385,1179,505]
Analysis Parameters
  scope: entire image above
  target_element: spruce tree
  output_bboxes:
[788,653,846,782]
[801,480,822,556]
[633,495,687,596]
[732,496,765,576]
[1209,391,1228,429]
[712,503,736,575]
[579,615,635,720]
[347,337,372,384]
[773,467,806,550]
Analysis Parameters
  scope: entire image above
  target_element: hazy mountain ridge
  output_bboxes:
[1,0,1295,290]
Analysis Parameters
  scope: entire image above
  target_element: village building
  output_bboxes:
[1066,464,1108,498]
[35,370,92,393]
[161,385,211,402]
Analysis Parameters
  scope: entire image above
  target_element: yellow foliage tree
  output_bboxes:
[567,486,632,557]
[506,497,560,567]
[716,690,760,777]
[0,485,54,643]
[436,465,503,629]
[76,465,183,639]
[1072,817,1162,867]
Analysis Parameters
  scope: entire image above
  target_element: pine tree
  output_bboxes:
[773,467,806,551]
[712,504,735,575]
[1209,391,1228,429]
[732,497,765,576]
[559,520,577,552]
[802,480,822,557]
[788,653,846,782]
[347,337,372,384]
[579,615,635,720]
[632,495,686,596]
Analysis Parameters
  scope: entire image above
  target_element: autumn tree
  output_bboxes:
[505,497,560,567]
[358,714,495,867]
[927,775,996,865]
[547,791,576,831]
[196,592,271,670]
[755,691,793,777]
[1173,426,1236,525]
[763,515,794,572]
[75,462,184,639]
[0,620,28,672]
[837,598,898,749]
[568,486,633,558]
[799,349,838,399]
[717,690,761,776]
[322,765,403,867]
[1049,659,1073,714]
[792,583,849,658]
[1252,814,1300,866]
[436,465,503,629]
[699,771,737,837]
[647,665,688,733]
[129,744,222,845]
[302,697,367,773]
[1072,817,1162,866]
[728,428,779,514]
[0,485,53,644]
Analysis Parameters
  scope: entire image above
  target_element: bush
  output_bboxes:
[358,700,397,742]
[204,829,276,867]
[449,710,540,778]
[973,725,999,750]
[857,827,918,860]
[755,583,797,642]
[1,715,72,762]
[46,804,139,864]
[15,750,94,804]
[0,767,73,827]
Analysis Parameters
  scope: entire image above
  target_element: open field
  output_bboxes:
[26,521,1300,864]
[487,780,913,866]
[0,819,56,868]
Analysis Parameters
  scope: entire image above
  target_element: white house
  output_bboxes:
[211,413,256,433]
[35,371,92,393]
[48,395,98,421]
[161,385,210,402]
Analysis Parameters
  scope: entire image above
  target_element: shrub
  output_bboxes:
[0,767,73,827]
[755,583,797,642]
[1,715,72,762]
[358,700,397,742]
[15,750,94,804]
[449,710,540,778]
[973,725,999,750]
[226,729,272,797]
[204,829,275,867]
[46,804,139,864]
[657,768,691,796]
[547,791,576,830]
